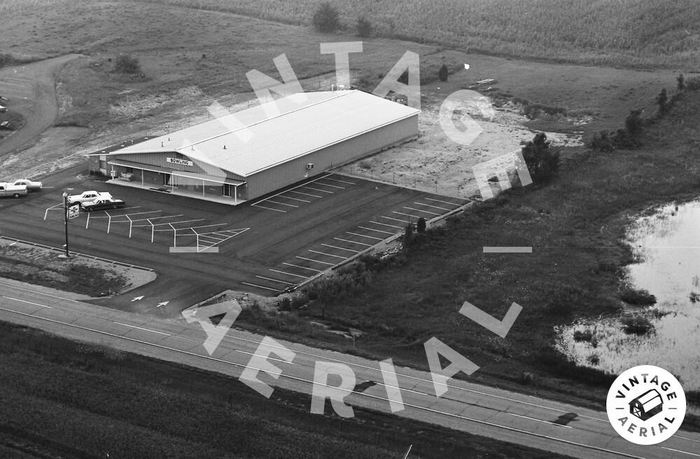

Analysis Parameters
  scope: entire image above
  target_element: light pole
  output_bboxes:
[62,192,70,258]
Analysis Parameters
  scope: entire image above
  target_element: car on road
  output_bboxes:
[0,182,27,198]
[0,105,7,113]
[10,179,42,191]
[81,197,126,212]
[67,190,112,206]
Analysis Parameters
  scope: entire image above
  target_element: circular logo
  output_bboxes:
[606,365,686,445]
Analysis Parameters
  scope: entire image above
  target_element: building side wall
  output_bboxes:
[246,115,418,199]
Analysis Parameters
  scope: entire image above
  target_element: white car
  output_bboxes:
[0,104,7,113]
[67,191,112,206]
[11,179,42,191]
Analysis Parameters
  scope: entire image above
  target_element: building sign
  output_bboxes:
[67,204,80,220]
[166,157,194,167]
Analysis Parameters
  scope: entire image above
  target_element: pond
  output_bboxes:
[556,200,700,393]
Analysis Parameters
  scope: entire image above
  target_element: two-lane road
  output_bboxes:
[1,278,698,458]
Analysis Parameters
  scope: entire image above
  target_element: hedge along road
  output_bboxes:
[0,54,81,159]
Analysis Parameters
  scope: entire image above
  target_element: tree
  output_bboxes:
[624,109,644,138]
[313,2,340,33]
[438,63,448,82]
[404,222,415,245]
[114,54,141,74]
[521,132,560,183]
[677,73,685,92]
[357,16,372,37]
[417,217,427,233]
[656,88,668,115]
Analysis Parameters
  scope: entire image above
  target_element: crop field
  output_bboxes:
[137,0,700,68]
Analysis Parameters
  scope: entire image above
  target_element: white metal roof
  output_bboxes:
[109,90,419,177]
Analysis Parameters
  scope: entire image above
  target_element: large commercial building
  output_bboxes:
[88,90,419,204]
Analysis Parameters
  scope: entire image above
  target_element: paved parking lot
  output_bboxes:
[0,167,469,309]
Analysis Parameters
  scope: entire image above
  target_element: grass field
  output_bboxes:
[0,321,563,458]
[134,0,700,68]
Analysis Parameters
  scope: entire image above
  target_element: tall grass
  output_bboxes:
[137,0,700,67]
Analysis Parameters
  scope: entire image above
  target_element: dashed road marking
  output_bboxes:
[114,322,170,336]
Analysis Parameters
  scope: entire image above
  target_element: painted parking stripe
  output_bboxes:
[370,220,402,229]
[323,176,356,185]
[404,206,440,216]
[334,237,372,247]
[281,263,322,272]
[242,282,280,292]
[270,268,310,278]
[276,195,310,203]
[309,249,347,260]
[381,215,411,224]
[393,211,421,219]
[288,190,322,198]
[413,201,451,211]
[303,186,334,194]
[315,181,344,189]
[358,226,395,235]
[425,196,464,206]
[252,204,286,213]
[255,275,296,285]
[296,256,335,266]
[265,199,298,208]
[346,231,383,241]
[321,243,360,253]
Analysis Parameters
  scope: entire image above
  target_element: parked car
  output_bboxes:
[0,121,12,130]
[81,197,125,212]
[0,105,7,113]
[0,182,27,198]
[11,179,42,191]
[67,191,112,206]
[0,95,8,102]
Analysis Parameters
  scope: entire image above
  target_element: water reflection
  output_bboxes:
[556,200,700,392]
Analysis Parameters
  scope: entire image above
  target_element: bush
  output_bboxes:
[416,217,427,233]
[620,287,656,306]
[573,330,594,342]
[590,130,615,152]
[356,16,372,37]
[312,2,340,33]
[677,73,685,92]
[521,132,560,183]
[625,109,644,138]
[621,315,654,335]
[686,76,700,91]
[114,54,141,74]
[656,88,668,116]
[438,64,448,82]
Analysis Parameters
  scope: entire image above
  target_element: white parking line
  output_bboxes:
[346,231,383,241]
[252,204,286,213]
[315,181,344,189]
[303,186,334,194]
[281,263,322,272]
[265,199,298,208]
[334,237,372,247]
[413,201,451,211]
[404,206,440,216]
[324,176,356,185]
[288,190,322,198]
[381,215,411,224]
[370,220,402,229]
[255,275,296,285]
[276,195,310,203]
[425,196,464,206]
[358,226,395,235]
[309,250,347,260]
[321,243,360,253]
[393,211,421,219]
[241,282,280,292]
[270,268,310,278]
[296,256,335,266]
[114,322,170,336]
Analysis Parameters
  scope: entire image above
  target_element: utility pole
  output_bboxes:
[62,192,70,257]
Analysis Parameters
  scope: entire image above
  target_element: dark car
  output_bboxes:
[81,197,126,212]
